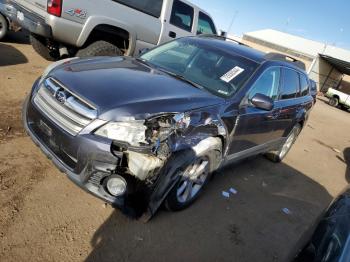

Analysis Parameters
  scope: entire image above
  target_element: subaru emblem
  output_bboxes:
[55,90,67,104]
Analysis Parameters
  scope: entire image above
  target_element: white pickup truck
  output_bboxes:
[326,88,350,110]
[7,0,217,60]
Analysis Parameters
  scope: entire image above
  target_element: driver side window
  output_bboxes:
[248,67,281,100]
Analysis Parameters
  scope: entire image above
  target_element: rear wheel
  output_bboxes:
[329,97,339,107]
[30,34,58,61]
[76,41,123,57]
[0,14,8,40]
[266,124,301,163]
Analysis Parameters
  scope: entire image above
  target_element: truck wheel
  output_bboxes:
[265,124,301,163]
[76,41,123,57]
[329,97,339,107]
[0,13,8,40]
[164,140,222,211]
[30,34,58,61]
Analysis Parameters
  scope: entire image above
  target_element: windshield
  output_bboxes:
[140,38,259,97]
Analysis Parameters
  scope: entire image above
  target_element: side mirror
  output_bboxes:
[251,93,274,111]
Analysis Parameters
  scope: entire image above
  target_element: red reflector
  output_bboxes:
[47,0,62,17]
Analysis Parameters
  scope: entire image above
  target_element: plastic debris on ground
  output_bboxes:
[282,208,292,215]
[332,148,341,153]
[222,191,230,198]
[229,188,238,194]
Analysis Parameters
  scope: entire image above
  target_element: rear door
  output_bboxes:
[158,0,195,44]
[273,68,301,138]
[228,67,282,155]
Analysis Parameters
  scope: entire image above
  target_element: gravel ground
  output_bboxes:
[0,31,349,262]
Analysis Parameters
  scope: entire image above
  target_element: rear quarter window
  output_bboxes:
[170,0,194,32]
[113,0,163,17]
[280,68,300,100]
[197,12,217,35]
[300,74,309,96]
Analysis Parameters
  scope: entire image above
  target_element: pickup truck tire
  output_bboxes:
[30,34,58,61]
[265,123,301,163]
[0,13,8,40]
[329,97,339,107]
[76,41,123,57]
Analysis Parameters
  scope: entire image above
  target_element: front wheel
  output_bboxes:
[266,124,301,163]
[329,97,339,107]
[165,139,222,211]
[0,14,8,40]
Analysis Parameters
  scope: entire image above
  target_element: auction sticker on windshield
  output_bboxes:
[220,66,244,83]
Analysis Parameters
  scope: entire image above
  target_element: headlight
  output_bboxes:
[95,121,147,146]
[105,175,127,196]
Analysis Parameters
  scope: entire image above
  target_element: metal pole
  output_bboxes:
[321,67,334,92]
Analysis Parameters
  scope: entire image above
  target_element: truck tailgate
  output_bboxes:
[16,0,47,18]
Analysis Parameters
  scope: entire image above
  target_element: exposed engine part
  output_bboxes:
[127,151,164,181]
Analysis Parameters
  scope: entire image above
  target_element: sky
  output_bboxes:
[190,0,349,49]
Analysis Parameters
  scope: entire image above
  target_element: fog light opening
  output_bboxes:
[106,175,127,197]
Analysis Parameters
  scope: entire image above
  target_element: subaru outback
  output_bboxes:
[23,35,314,220]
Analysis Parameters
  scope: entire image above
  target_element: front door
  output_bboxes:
[228,67,282,156]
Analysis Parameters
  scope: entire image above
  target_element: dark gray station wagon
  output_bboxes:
[23,36,314,219]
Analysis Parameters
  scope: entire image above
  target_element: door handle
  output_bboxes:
[169,31,177,38]
[266,110,280,120]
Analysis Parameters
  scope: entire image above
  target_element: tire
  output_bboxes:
[165,139,222,211]
[265,124,301,163]
[329,97,339,107]
[0,13,8,41]
[30,34,58,61]
[76,41,123,58]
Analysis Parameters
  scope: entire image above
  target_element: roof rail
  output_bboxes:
[197,34,251,47]
[264,53,306,70]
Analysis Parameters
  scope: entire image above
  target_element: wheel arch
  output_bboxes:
[77,18,137,56]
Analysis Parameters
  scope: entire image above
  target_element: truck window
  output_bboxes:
[280,68,300,100]
[299,73,309,96]
[197,12,217,35]
[112,0,163,18]
[170,0,194,32]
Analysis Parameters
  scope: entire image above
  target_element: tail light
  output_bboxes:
[47,0,62,17]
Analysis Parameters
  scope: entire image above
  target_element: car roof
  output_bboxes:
[192,35,306,71]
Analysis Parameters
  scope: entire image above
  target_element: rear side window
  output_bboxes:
[113,0,163,18]
[170,0,194,32]
[197,12,217,35]
[300,74,309,96]
[280,68,300,100]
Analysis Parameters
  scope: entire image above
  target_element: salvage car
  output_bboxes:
[23,35,314,219]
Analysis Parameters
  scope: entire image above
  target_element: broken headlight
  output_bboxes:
[95,121,147,146]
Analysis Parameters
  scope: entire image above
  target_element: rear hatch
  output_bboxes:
[16,0,48,18]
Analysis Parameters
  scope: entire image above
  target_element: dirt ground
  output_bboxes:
[0,31,349,262]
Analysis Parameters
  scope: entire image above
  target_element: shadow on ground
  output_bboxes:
[0,42,28,66]
[85,156,332,262]
[1,30,30,45]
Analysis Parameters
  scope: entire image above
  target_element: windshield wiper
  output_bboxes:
[158,68,204,90]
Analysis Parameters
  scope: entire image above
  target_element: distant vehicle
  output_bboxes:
[23,36,314,219]
[326,88,350,110]
[9,0,217,60]
[310,80,317,104]
[0,0,21,40]
[292,186,350,262]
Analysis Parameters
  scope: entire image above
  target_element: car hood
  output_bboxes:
[49,56,224,121]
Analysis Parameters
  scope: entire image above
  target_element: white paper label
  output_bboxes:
[220,66,244,83]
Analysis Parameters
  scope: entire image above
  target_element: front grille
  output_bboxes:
[33,77,97,136]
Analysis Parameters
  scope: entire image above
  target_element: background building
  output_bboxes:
[232,29,350,93]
